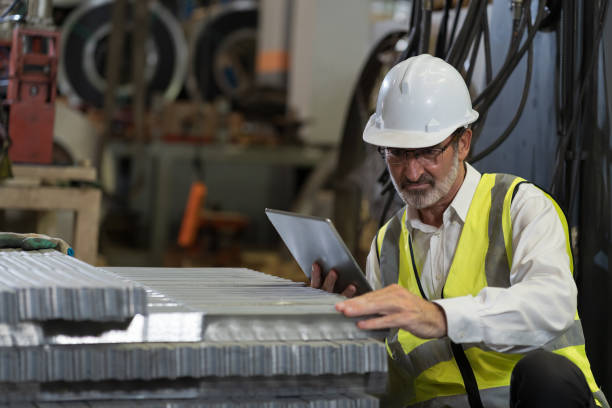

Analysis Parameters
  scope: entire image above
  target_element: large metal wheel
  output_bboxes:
[58,0,187,108]
[187,0,257,102]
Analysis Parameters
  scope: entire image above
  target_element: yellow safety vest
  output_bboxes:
[376,173,608,408]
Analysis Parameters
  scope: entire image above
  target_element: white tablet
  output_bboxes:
[265,208,373,295]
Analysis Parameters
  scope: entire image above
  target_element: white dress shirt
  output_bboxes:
[365,163,577,353]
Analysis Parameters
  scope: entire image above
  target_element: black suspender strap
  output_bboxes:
[375,230,380,263]
[450,341,485,408]
[408,235,427,299]
[511,181,529,202]
[408,234,485,408]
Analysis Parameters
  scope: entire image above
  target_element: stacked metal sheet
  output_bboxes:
[8,393,380,408]
[0,253,387,406]
[0,250,147,322]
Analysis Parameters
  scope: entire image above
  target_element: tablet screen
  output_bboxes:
[266,209,373,295]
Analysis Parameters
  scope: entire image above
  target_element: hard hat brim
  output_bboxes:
[362,109,479,149]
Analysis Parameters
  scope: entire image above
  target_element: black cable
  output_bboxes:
[434,0,452,58]
[470,0,532,155]
[471,4,534,162]
[412,0,423,56]
[420,2,432,54]
[598,9,611,205]
[504,0,529,64]
[465,25,483,87]
[464,0,489,64]
[566,0,594,216]
[473,0,532,108]
[0,0,21,18]
[447,0,482,67]
[551,0,609,196]
[395,30,418,64]
[482,13,493,79]
[456,0,488,68]
[473,0,545,111]
[567,0,609,216]
[469,6,494,148]
[446,0,465,58]
[395,1,422,64]
[410,0,419,28]
[470,4,534,163]
[451,0,486,70]
[471,38,534,163]
[482,8,493,83]
[550,0,576,198]
[554,20,562,138]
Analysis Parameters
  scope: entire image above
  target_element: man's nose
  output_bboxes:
[403,156,425,182]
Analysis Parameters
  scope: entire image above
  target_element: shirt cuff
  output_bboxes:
[433,296,484,343]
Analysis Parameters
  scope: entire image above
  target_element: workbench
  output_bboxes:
[106,141,332,265]
[0,164,101,264]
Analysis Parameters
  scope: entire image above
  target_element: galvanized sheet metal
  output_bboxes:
[0,250,147,323]
[0,263,386,405]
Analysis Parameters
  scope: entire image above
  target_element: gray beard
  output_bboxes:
[391,150,460,209]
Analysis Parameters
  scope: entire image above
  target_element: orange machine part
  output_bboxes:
[178,182,208,248]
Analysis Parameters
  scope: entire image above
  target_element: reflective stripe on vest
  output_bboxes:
[377,173,607,408]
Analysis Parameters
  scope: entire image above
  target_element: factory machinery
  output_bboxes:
[0,0,263,168]
[0,0,59,165]
[0,249,388,406]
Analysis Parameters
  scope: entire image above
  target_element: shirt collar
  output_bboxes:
[405,162,482,231]
[450,162,481,222]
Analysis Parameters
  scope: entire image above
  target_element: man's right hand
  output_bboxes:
[310,263,357,298]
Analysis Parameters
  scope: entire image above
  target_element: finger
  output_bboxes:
[338,295,401,317]
[336,284,406,312]
[342,284,412,307]
[321,270,337,293]
[336,289,387,312]
[310,263,321,288]
[340,284,357,298]
[339,290,391,310]
[356,313,404,330]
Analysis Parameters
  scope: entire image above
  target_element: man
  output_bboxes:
[311,54,608,408]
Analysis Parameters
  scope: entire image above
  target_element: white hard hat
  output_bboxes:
[363,54,478,149]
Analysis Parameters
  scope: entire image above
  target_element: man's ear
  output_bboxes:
[458,128,472,161]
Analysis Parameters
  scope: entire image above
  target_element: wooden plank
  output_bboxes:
[0,186,99,210]
[12,165,96,182]
[73,189,102,264]
[0,186,101,264]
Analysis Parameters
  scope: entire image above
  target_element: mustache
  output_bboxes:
[400,174,435,189]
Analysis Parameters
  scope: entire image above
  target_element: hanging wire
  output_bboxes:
[337,0,608,232]
[470,3,535,163]
[566,0,610,216]
[434,0,452,57]
[445,0,465,58]
[0,0,22,18]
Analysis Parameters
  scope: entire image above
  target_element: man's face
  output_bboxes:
[384,130,471,209]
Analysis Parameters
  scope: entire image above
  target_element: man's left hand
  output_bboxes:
[336,284,448,339]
